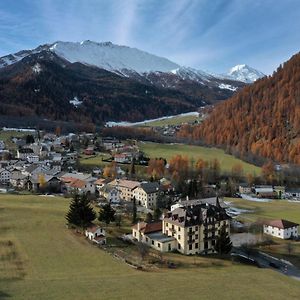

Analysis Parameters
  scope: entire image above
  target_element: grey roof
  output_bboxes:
[177,197,227,209]
[146,232,176,243]
[165,202,230,227]
[18,148,34,154]
[24,164,40,174]
[138,182,160,194]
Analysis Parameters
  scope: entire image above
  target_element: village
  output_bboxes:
[0,127,300,277]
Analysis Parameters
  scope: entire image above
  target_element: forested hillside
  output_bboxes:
[178,52,300,164]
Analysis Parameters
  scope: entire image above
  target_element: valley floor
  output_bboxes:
[0,195,300,300]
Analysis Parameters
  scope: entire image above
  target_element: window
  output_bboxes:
[195,226,198,231]
[146,237,148,242]
[168,244,171,251]
[195,243,198,248]
[152,240,154,245]
[178,227,181,232]
[195,234,198,239]
[158,243,161,248]
[178,235,181,240]
[178,243,181,250]
[189,244,192,250]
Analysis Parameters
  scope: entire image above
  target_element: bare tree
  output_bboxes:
[137,242,149,261]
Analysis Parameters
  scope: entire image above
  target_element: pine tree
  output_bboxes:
[66,194,96,228]
[215,225,232,254]
[130,158,136,178]
[132,196,137,224]
[98,203,116,225]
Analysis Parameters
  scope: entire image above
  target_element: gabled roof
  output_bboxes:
[86,225,103,233]
[132,221,162,234]
[69,179,86,189]
[136,182,160,194]
[264,219,299,229]
[109,179,140,190]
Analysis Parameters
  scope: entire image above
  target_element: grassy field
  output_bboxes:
[1,195,300,299]
[79,153,111,167]
[227,198,300,224]
[139,142,261,174]
[228,197,300,268]
[0,130,32,149]
[136,114,201,127]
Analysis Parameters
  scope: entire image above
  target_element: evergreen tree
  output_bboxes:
[153,207,161,221]
[66,194,96,228]
[98,203,116,225]
[132,196,137,224]
[215,225,232,254]
[130,158,136,178]
[25,134,35,144]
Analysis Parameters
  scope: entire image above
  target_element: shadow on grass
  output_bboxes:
[0,291,12,299]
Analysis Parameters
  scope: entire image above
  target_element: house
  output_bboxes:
[99,185,120,203]
[253,185,275,198]
[0,168,11,183]
[84,146,95,156]
[108,179,140,201]
[0,140,5,150]
[284,188,300,200]
[238,183,251,194]
[27,155,39,163]
[69,179,95,195]
[26,175,62,192]
[263,219,299,239]
[17,148,34,160]
[133,182,160,209]
[10,172,28,189]
[114,153,131,163]
[85,225,106,245]
[102,138,123,151]
[132,222,176,252]
[132,198,231,255]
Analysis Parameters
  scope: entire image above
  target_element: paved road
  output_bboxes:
[232,247,300,280]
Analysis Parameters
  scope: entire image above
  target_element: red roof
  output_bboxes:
[86,225,101,233]
[132,221,162,234]
[265,219,299,229]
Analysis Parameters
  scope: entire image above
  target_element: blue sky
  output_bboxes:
[0,0,300,74]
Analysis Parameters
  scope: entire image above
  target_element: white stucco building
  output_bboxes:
[85,225,106,245]
[263,219,299,239]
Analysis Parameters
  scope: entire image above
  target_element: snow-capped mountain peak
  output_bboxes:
[49,41,180,73]
[227,64,265,83]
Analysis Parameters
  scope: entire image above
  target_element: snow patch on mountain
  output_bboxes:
[49,40,179,73]
[170,66,212,83]
[69,96,82,107]
[32,63,42,74]
[218,83,237,91]
[227,64,265,83]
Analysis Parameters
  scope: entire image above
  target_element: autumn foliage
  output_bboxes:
[177,52,300,165]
